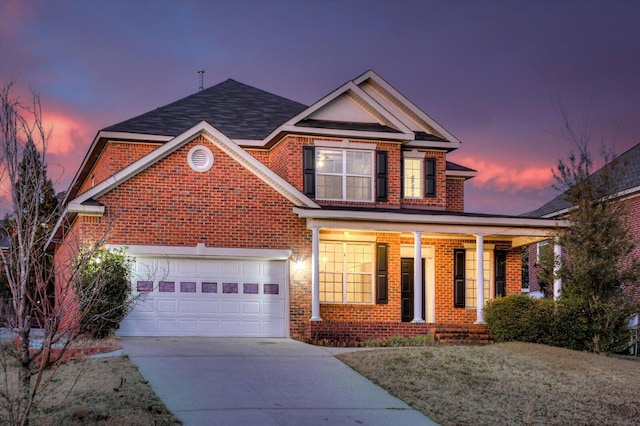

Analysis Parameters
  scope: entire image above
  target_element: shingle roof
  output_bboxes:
[525,143,640,218]
[296,119,400,133]
[103,79,308,140]
[446,161,476,173]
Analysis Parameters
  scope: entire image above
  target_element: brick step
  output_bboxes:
[433,324,492,345]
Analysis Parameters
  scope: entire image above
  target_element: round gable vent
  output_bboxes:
[188,145,214,172]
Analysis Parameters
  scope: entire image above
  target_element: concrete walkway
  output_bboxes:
[120,337,438,426]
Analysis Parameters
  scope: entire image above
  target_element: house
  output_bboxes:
[525,143,640,299]
[51,70,565,343]
[524,143,639,353]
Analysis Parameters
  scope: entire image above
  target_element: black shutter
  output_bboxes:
[454,249,466,307]
[400,156,405,198]
[376,243,388,304]
[425,157,436,197]
[303,146,315,197]
[495,250,507,298]
[375,150,388,202]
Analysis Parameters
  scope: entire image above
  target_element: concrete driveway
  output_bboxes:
[120,337,438,426]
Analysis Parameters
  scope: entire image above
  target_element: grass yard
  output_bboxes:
[0,355,181,425]
[338,342,640,425]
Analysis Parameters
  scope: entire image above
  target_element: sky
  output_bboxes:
[1,0,638,215]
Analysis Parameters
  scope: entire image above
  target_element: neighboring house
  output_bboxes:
[51,70,564,343]
[525,143,640,300]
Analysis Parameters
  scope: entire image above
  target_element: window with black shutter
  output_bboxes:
[376,243,388,304]
[375,150,388,202]
[302,146,315,197]
[425,157,436,197]
[495,250,507,297]
[454,249,466,307]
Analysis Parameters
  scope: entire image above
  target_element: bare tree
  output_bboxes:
[0,82,133,425]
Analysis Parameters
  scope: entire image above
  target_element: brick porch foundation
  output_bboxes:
[308,320,491,346]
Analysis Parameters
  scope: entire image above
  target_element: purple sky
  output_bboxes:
[1,0,638,215]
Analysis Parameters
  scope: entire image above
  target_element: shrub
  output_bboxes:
[75,248,134,338]
[485,295,554,343]
[486,294,636,353]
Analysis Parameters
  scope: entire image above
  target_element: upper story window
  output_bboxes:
[402,155,436,199]
[316,148,373,201]
[403,158,421,198]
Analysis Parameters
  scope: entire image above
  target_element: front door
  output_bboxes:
[401,258,425,322]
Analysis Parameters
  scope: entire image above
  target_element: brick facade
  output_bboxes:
[446,178,465,212]
[55,131,528,342]
[77,142,159,195]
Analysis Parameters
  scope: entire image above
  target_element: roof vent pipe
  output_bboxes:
[198,69,205,91]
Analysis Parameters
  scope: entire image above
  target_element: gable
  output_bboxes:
[68,122,318,212]
[308,92,390,125]
[263,71,461,150]
[93,136,306,247]
[76,141,160,196]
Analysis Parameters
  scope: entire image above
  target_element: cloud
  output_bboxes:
[451,154,555,194]
[40,111,91,156]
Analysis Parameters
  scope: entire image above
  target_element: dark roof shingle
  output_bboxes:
[103,79,308,140]
[525,143,640,217]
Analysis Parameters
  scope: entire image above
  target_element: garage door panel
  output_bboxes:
[178,320,197,333]
[157,299,176,313]
[179,300,197,313]
[263,300,285,316]
[157,320,178,333]
[242,301,260,315]
[242,321,260,334]
[242,261,260,275]
[134,297,155,312]
[198,300,220,313]
[221,261,242,276]
[221,320,241,333]
[119,257,287,337]
[178,260,198,274]
[222,301,240,314]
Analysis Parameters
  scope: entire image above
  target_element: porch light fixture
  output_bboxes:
[293,257,305,271]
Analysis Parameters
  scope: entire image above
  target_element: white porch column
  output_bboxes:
[310,226,322,321]
[553,240,562,301]
[412,231,425,323]
[475,234,486,324]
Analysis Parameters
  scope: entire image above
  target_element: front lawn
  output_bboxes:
[338,342,639,425]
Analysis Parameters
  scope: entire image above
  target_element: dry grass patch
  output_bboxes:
[338,342,640,425]
[1,355,181,425]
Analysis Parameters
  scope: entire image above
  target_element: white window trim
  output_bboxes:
[316,148,374,202]
[314,139,377,150]
[319,241,374,305]
[464,248,494,309]
[403,157,422,199]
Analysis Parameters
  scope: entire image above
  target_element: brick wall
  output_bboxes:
[446,178,465,212]
[77,142,159,195]
[266,136,460,210]
[57,133,503,342]
[57,135,314,340]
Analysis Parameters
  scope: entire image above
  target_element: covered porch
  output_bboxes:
[294,206,566,344]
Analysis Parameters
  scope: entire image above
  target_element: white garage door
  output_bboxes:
[118,256,287,337]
